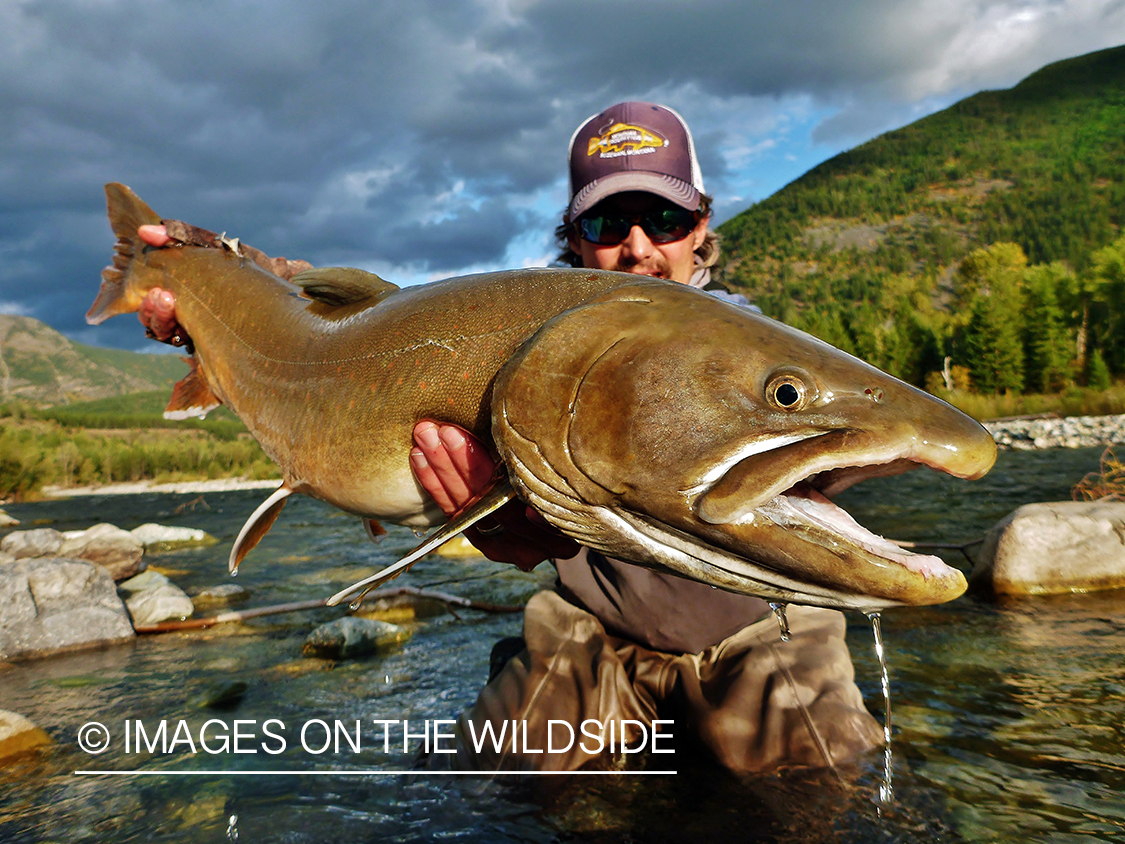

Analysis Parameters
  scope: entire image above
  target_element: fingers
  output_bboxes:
[138,224,171,248]
[411,421,476,514]
[137,287,182,341]
[409,419,580,569]
[437,424,496,492]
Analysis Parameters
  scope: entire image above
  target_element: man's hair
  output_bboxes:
[553,194,720,269]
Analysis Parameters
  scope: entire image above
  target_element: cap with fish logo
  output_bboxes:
[568,101,705,219]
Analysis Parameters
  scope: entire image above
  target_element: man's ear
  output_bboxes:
[692,215,711,250]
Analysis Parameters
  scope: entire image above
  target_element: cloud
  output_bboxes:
[0,0,1122,350]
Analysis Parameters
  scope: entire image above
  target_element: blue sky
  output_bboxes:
[2,0,1124,351]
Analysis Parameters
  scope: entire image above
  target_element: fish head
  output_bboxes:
[491,280,997,611]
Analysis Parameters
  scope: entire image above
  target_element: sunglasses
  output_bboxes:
[578,207,698,246]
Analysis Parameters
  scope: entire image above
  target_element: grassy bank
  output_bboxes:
[0,411,277,500]
[934,384,1125,420]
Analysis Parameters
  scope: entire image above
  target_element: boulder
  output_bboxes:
[972,501,1125,595]
[0,558,135,660]
[302,617,411,660]
[1,528,63,559]
[131,523,219,553]
[118,570,194,627]
[60,524,145,581]
[0,710,50,760]
[191,584,251,613]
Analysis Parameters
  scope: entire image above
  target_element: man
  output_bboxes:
[407,103,883,772]
[137,102,882,773]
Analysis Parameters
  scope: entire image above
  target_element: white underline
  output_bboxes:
[75,769,676,776]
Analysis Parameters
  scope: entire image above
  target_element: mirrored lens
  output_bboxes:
[579,208,696,245]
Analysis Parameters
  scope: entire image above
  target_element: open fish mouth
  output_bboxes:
[771,477,951,580]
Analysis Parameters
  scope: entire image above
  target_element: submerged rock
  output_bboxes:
[118,570,194,627]
[61,524,145,581]
[192,679,249,710]
[973,501,1125,595]
[302,617,411,660]
[131,523,219,553]
[0,508,18,528]
[0,558,135,659]
[191,584,251,613]
[0,710,50,761]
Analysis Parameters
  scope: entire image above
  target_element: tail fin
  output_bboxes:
[86,183,161,325]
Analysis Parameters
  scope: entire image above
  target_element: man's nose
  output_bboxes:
[620,224,656,260]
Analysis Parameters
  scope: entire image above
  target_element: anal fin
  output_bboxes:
[230,484,292,574]
[166,357,222,420]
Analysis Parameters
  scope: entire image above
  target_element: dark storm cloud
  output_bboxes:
[1,0,1123,349]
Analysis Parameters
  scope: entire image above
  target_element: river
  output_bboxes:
[1,445,1122,842]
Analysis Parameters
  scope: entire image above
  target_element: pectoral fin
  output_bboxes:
[229,484,293,574]
[327,480,516,607]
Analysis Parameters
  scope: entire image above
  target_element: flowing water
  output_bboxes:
[2,446,1124,842]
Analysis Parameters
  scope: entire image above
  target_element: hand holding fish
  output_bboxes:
[410,421,579,570]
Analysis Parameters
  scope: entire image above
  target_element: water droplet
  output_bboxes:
[230,568,238,578]
[866,611,894,808]
[226,813,239,842]
[412,528,427,538]
[768,602,790,641]
[349,599,362,611]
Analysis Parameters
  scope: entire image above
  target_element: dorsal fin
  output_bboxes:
[229,484,293,574]
[290,267,399,306]
[165,357,222,420]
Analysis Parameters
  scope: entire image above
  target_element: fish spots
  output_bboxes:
[865,387,885,403]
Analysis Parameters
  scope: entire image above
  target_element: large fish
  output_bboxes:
[88,183,996,612]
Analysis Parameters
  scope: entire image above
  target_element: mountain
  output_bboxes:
[0,314,187,405]
[715,45,1125,390]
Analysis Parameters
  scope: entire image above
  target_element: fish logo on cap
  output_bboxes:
[587,122,668,159]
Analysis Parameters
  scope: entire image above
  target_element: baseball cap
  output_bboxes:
[567,101,705,219]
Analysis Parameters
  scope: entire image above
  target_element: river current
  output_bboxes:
[1,445,1123,842]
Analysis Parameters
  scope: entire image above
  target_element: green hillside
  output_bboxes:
[0,314,187,404]
[716,45,1125,395]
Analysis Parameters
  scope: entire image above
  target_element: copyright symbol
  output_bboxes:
[77,722,111,754]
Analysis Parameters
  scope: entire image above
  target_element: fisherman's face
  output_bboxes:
[570,192,709,285]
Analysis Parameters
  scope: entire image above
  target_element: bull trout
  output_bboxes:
[88,183,996,611]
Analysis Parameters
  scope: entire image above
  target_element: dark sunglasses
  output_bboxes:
[578,207,698,246]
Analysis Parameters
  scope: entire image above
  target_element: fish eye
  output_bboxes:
[765,371,812,411]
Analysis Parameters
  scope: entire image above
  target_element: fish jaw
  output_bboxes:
[492,279,996,610]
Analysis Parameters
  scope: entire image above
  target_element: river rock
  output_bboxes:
[302,617,411,660]
[0,508,18,527]
[131,523,219,553]
[0,558,135,659]
[0,710,51,760]
[118,570,195,627]
[191,584,251,613]
[60,524,145,581]
[972,501,1125,595]
[1,528,63,559]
